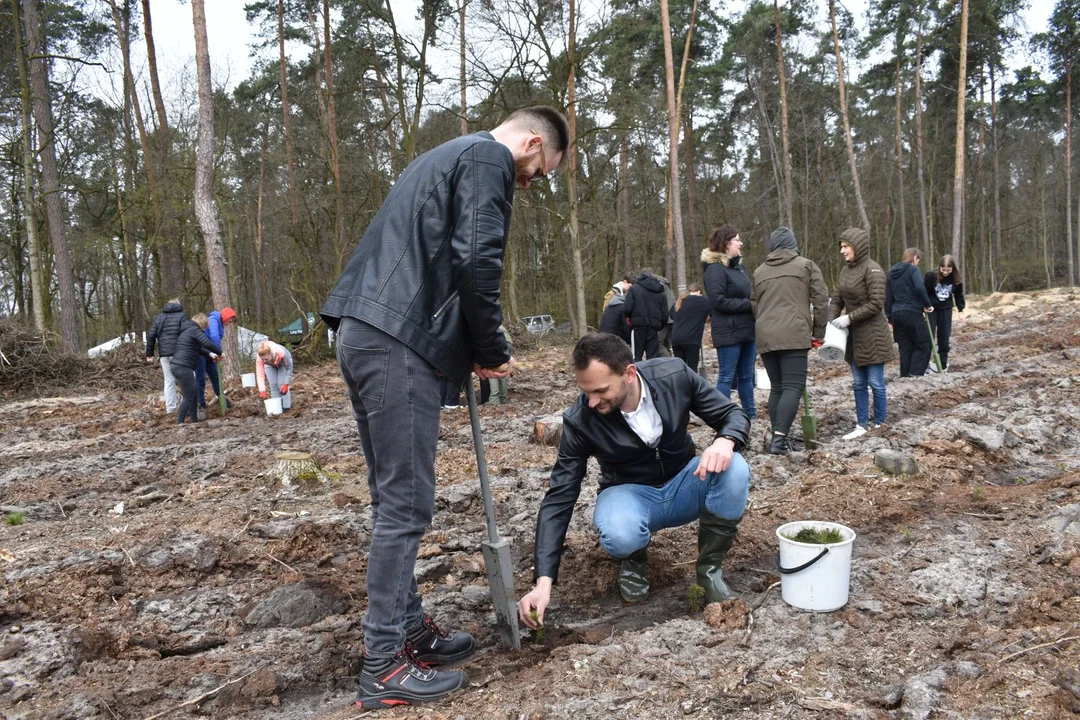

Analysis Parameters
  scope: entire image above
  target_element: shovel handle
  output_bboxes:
[465,381,501,545]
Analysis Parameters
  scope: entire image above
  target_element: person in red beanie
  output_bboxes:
[196,306,239,409]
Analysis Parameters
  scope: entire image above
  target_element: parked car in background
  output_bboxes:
[521,314,555,335]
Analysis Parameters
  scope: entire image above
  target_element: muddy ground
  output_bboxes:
[2,288,1079,720]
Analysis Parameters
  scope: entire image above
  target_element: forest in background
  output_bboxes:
[1,0,1079,364]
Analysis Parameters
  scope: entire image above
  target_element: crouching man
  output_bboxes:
[518,333,751,628]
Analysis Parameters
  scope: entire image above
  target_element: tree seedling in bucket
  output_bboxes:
[783,526,843,544]
[687,584,706,613]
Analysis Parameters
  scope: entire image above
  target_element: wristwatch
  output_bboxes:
[719,434,743,451]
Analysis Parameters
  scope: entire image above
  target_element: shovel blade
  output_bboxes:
[802,414,819,449]
[481,538,521,651]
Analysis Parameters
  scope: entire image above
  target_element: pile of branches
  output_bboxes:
[0,320,158,398]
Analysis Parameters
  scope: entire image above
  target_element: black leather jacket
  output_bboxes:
[145,301,186,357]
[320,132,513,386]
[533,358,750,582]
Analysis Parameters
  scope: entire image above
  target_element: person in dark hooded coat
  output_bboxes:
[623,269,669,361]
[599,290,632,344]
[750,228,828,455]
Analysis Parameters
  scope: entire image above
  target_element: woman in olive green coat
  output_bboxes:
[828,227,893,440]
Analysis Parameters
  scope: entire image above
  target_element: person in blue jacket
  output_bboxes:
[196,306,237,409]
[885,248,934,377]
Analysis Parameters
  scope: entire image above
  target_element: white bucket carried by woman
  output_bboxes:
[775,521,856,612]
[264,397,283,416]
[241,372,257,388]
[818,322,848,363]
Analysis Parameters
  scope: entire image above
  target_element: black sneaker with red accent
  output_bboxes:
[406,615,476,666]
[355,648,468,711]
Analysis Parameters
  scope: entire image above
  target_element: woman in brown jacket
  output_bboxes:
[828,227,893,440]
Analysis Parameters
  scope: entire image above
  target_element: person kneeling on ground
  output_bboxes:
[172,314,222,425]
[256,340,294,410]
[518,333,751,630]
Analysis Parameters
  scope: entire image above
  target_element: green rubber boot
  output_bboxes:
[617,547,650,602]
[696,512,741,604]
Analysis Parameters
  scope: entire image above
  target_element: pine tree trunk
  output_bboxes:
[829,0,870,234]
[1066,66,1074,286]
[322,0,344,275]
[774,0,793,228]
[191,0,239,380]
[683,104,699,247]
[12,0,46,331]
[990,61,1002,289]
[566,0,587,336]
[140,0,182,302]
[23,0,80,352]
[895,56,908,249]
[660,0,687,292]
[950,0,970,262]
[459,0,468,136]
[278,0,299,227]
[619,129,632,272]
[915,27,931,261]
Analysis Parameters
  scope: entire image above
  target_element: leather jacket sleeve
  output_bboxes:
[687,365,750,451]
[451,141,513,369]
[533,419,590,583]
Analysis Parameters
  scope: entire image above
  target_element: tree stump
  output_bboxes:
[874,449,920,476]
[270,452,331,490]
[533,414,564,446]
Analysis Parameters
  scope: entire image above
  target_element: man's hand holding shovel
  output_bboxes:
[475,357,517,379]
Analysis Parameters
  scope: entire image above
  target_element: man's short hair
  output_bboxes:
[499,106,571,169]
[623,272,637,284]
[572,332,633,375]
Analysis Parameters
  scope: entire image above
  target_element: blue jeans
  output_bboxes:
[337,317,439,658]
[593,455,750,559]
[851,362,887,426]
[715,341,756,419]
[195,355,221,406]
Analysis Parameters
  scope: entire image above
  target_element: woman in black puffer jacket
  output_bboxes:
[702,225,756,419]
[171,314,222,424]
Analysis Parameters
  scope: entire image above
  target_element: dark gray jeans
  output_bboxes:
[336,317,440,658]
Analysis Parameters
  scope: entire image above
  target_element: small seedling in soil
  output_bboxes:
[901,527,916,543]
[1014,476,1027,486]
[5,512,26,526]
[783,527,843,544]
[530,610,545,645]
[970,486,985,502]
[688,584,706,613]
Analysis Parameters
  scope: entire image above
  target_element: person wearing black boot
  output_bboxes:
[517,333,751,630]
[751,227,829,455]
[924,255,965,372]
[885,248,935,377]
[322,107,570,711]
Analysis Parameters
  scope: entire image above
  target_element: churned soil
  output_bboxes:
[1,287,1078,720]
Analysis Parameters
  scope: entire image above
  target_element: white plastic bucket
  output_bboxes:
[755,366,771,391]
[775,521,856,612]
[264,397,283,416]
[818,323,848,363]
[241,373,257,388]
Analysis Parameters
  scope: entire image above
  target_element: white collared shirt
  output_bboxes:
[621,375,663,448]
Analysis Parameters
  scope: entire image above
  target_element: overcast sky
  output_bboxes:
[89,0,1058,115]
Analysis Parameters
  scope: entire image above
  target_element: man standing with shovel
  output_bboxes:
[321,107,569,711]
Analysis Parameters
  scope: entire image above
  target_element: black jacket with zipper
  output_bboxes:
[170,320,222,369]
[320,132,513,386]
[702,249,755,347]
[532,358,750,582]
[623,273,669,330]
[145,301,187,358]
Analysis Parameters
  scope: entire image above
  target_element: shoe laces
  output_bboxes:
[419,614,450,640]
[398,643,433,670]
